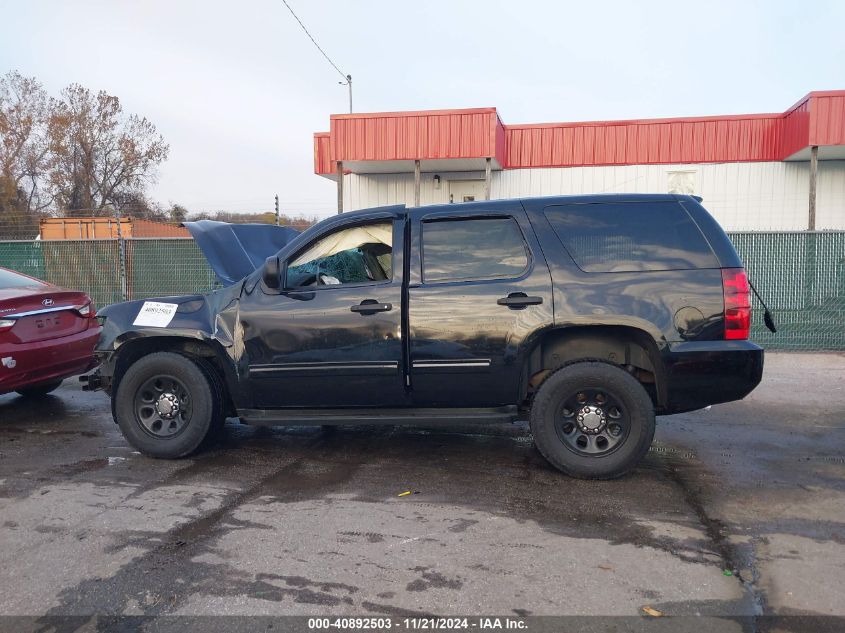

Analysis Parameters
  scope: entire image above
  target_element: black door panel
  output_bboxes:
[238,216,406,408]
[240,282,404,408]
[408,206,554,407]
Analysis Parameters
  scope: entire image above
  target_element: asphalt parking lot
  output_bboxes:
[0,353,843,625]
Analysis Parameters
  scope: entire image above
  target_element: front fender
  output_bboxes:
[90,285,246,401]
[96,284,242,351]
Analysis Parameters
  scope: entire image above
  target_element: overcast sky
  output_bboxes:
[2,0,843,219]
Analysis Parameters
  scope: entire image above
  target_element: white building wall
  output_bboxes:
[343,161,845,231]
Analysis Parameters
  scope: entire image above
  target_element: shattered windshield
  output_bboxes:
[287,222,393,287]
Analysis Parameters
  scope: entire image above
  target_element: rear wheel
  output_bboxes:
[114,352,222,458]
[16,380,63,397]
[530,361,655,479]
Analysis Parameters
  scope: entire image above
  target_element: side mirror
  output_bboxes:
[262,256,284,290]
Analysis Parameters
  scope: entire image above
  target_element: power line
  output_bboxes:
[281,0,348,81]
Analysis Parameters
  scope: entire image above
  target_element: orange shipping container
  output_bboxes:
[39,217,190,240]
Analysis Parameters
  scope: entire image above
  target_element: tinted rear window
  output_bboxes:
[0,268,44,289]
[544,202,717,272]
[422,217,529,283]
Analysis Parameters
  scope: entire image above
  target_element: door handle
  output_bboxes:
[497,293,543,309]
[350,299,392,314]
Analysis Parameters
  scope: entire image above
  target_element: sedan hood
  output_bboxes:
[184,220,300,286]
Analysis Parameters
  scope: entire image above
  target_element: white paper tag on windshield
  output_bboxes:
[133,301,178,327]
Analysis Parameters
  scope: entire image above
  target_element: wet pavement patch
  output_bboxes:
[405,568,463,592]
[1,358,844,617]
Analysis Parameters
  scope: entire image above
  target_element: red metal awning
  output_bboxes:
[314,91,845,177]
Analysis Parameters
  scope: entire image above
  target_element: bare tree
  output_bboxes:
[113,190,166,221]
[168,203,188,223]
[48,84,169,215]
[0,71,52,235]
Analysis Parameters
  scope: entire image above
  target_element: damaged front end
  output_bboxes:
[80,283,245,395]
[80,220,300,401]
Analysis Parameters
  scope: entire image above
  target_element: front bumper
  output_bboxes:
[79,350,116,392]
[660,340,764,414]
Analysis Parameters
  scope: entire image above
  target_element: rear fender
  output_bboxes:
[520,325,667,409]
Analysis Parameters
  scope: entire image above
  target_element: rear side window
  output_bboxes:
[422,217,529,283]
[544,202,717,272]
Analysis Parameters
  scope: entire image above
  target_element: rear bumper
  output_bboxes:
[0,325,101,395]
[660,340,764,414]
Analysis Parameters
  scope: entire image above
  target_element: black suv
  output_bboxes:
[84,194,764,479]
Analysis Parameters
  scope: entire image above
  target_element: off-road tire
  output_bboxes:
[114,352,223,458]
[530,361,655,479]
[192,355,227,446]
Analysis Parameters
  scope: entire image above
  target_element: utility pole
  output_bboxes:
[809,145,818,231]
[274,194,280,226]
[336,161,344,214]
[414,160,421,207]
[114,205,128,302]
[484,157,492,200]
[806,146,819,320]
[339,74,352,113]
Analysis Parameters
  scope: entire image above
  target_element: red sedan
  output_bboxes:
[0,267,101,397]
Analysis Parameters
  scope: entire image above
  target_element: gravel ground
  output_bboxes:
[0,352,843,627]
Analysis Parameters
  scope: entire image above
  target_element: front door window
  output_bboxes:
[287,222,392,287]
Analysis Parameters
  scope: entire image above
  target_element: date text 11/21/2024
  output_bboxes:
[307,617,528,630]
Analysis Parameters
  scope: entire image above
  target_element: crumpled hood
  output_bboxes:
[184,220,300,286]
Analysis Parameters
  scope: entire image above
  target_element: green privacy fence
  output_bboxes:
[0,239,220,310]
[1,233,844,350]
[125,240,220,301]
[732,231,845,350]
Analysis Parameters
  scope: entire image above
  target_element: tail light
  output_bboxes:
[0,319,14,332]
[77,301,96,318]
[722,268,751,340]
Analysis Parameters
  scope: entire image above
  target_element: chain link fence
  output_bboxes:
[734,231,845,350]
[1,232,844,350]
[0,238,219,309]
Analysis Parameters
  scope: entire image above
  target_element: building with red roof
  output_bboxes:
[314,91,845,230]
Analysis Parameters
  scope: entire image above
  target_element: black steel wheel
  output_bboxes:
[133,374,193,439]
[114,352,223,458]
[530,361,655,479]
[555,388,631,457]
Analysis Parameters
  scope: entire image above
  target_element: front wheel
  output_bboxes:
[113,352,223,458]
[530,361,655,479]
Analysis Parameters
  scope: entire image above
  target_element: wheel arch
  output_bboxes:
[520,325,666,410]
[110,336,238,417]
